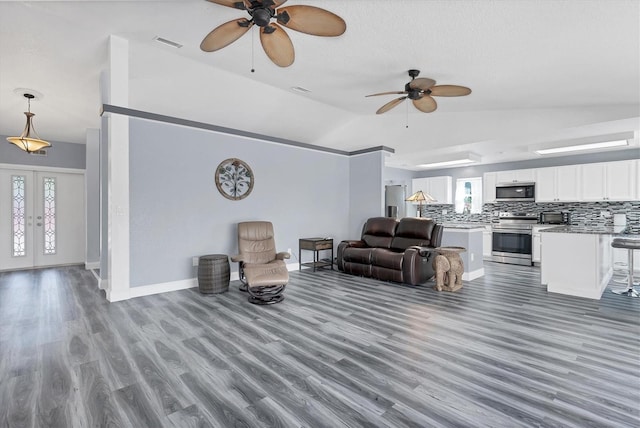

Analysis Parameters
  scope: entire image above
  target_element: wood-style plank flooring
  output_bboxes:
[0,262,639,427]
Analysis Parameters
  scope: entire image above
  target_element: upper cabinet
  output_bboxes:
[483,172,497,203]
[495,169,535,183]
[412,176,453,204]
[535,165,580,202]
[581,160,638,201]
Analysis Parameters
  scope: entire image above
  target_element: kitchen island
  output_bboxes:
[441,224,486,280]
[540,226,630,299]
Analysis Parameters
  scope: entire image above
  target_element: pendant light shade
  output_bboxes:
[7,93,51,153]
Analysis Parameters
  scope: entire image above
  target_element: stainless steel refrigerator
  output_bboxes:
[385,185,407,218]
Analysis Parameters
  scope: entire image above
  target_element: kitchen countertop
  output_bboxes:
[442,223,490,230]
[539,225,637,236]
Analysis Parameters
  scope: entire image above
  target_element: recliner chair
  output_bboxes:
[231,221,290,305]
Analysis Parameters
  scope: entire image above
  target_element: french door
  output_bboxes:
[0,168,85,271]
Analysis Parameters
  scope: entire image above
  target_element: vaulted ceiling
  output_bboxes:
[1,0,638,169]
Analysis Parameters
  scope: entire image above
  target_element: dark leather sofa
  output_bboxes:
[337,217,443,285]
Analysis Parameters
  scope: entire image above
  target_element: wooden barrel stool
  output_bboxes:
[198,254,230,294]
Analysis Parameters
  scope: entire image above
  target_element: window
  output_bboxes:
[455,177,483,214]
[43,177,56,255]
[12,175,26,257]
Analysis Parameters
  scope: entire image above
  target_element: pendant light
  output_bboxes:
[7,93,51,153]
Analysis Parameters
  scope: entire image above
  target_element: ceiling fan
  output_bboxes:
[366,69,471,114]
[200,0,346,68]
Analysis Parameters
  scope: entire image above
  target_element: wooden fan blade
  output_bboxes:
[277,6,346,36]
[413,96,437,113]
[365,91,407,97]
[430,85,472,97]
[200,19,253,52]
[271,0,288,8]
[201,19,253,52]
[206,0,247,10]
[260,23,295,67]
[376,97,407,115]
[409,78,436,91]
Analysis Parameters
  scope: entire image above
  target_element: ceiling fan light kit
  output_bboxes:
[6,93,51,154]
[366,69,471,115]
[201,0,346,68]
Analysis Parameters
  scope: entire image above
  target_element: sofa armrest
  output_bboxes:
[339,240,367,248]
[409,245,438,257]
[431,224,444,248]
[403,246,437,285]
[336,240,367,271]
[276,252,291,260]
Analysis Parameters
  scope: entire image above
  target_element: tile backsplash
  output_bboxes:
[419,201,640,233]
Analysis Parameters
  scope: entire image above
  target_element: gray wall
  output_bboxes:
[0,136,86,169]
[129,118,351,287]
[349,152,385,238]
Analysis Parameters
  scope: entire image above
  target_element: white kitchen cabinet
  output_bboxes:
[535,165,580,202]
[496,169,535,184]
[483,172,497,203]
[482,226,493,259]
[607,160,638,201]
[411,176,453,204]
[581,160,638,201]
[531,225,551,263]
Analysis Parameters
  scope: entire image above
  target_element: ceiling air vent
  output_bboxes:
[30,149,48,156]
[153,36,183,49]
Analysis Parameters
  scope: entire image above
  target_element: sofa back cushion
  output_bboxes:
[361,217,398,249]
[391,218,435,251]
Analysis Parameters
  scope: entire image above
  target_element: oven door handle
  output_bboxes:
[492,229,532,235]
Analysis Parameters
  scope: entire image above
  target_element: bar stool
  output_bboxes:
[611,237,640,297]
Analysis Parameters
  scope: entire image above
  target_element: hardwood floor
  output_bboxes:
[0,262,638,427]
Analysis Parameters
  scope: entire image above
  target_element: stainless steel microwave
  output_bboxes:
[495,182,535,202]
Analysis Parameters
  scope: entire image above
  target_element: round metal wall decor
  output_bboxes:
[215,158,254,201]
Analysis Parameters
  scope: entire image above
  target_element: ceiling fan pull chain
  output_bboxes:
[406,99,409,129]
[250,26,255,73]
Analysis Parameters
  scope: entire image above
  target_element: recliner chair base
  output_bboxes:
[246,284,286,305]
[248,295,285,305]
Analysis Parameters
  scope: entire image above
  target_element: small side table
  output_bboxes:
[197,254,230,294]
[433,246,466,292]
[299,238,334,271]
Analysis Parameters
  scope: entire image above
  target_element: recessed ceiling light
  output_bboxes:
[418,153,481,168]
[153,36,183,49]
[535,140,628,155]
[291,86,311,94]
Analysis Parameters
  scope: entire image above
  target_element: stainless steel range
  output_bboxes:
[492,212,539,266]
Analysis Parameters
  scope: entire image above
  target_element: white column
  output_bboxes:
[85,128,100,270]
[105,35,130,302]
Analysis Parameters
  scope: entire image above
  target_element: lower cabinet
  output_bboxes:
[532,232,541,263]
[482,226,492,259]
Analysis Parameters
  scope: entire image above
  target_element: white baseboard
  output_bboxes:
[85,261,100,270]
[129,278,198,299]
[104,262,303,303]
[98,278,108,291]
[463,268,485,281]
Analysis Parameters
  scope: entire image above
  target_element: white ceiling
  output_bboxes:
[1,0,639,169]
